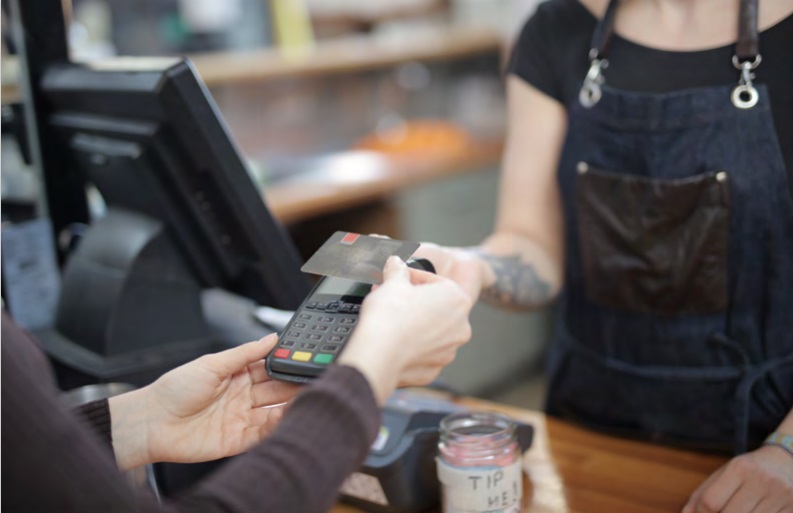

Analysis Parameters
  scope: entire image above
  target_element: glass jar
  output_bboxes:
[437,411,522,513]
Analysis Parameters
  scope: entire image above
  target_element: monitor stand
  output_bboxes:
[34,209,272,388]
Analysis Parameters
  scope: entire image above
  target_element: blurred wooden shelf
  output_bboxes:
[1,26,502,104]
[264,140,503,224]
[190,26,502,86]
[2,25,506,225]
[310,0,449,33]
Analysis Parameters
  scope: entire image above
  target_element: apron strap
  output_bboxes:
[731,0,761,109]
[588,0,760,62]
[579,0,619,108]
[588,0,620,61]
[736,0,760,62]
[582,0,763,109]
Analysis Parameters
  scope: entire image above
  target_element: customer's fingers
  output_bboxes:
[407,267,444,285]
[249,403,287,434]
[382,256,409,283]
[247,360,270,384]
[250,380,299,408]
[206,335,279,376]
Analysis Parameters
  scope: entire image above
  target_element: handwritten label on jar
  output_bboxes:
[436,458,523,513]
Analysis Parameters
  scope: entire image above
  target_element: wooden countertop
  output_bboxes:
[263,141,503,225]
[332,396,728,513]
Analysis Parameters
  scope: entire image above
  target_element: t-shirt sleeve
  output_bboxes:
[506,2,565,103]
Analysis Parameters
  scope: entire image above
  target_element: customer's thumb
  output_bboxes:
[382,256,409,283]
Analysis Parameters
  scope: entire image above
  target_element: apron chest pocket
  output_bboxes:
[576,162,730,315]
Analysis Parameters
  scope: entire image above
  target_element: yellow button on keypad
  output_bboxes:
[292,351,312,362]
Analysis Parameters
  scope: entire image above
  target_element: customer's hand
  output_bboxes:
[682,445,793,513]
[412,242,488,301]
[109,335,299,469]
[339,256,474,404]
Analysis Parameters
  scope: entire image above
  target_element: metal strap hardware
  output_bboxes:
[578,0,618,108]
[731,54,761,109]
[579,58,608,108]
[731,0,761,109]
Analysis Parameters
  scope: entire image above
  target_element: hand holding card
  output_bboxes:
[266,232,426,383]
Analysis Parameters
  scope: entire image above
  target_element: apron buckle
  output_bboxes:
[579,58,608,108]
[731,55,762,109]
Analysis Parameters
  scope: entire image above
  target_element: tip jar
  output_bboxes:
[437,411,523,513]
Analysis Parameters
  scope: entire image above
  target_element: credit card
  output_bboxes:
[301,231,420,285]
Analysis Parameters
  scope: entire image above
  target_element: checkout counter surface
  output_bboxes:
[333,396,728,513]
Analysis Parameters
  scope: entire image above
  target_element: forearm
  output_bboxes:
[472,232,561,310]
[775,409,793,435]
[177,366,379,513]
[89,367,379,513]
[338,326,399,406]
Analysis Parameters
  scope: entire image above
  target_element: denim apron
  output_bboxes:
[546,0,793,454]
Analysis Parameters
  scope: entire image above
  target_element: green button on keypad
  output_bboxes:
[314,353,334,365]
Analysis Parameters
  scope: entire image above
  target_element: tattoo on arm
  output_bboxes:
[477,253,553,309]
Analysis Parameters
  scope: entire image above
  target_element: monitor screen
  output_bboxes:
[40,57,311,310]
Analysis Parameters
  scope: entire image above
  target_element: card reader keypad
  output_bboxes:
[272,302,360,368]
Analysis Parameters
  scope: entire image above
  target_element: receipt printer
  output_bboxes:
[339,391,534,513]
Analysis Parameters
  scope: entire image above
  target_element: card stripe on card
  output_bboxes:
[340,233,360,245]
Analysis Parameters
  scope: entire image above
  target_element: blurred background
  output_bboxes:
[1,0,548,407]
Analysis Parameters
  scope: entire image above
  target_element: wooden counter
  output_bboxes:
[333,396,728,513]
[263,142,503,225]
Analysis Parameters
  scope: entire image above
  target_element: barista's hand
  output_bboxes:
[682,445,793,513]
[411,242,488,301]
[109,335,299,470]
[339,256,474,404]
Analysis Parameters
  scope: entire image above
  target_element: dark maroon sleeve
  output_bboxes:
[2,314,147,512]
[2,313,380,513]
[74,399,114,451]
[175,365,380,513]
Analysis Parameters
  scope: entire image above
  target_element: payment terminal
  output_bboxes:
[265,258,435,383]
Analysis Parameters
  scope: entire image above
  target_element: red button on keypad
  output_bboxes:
[274,348,291,359]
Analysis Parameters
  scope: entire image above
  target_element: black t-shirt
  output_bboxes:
[507,0,793,191]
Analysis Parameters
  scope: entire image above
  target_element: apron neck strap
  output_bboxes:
[731,0,762,109]
[587,0,760,63]
[587,0,619,61]
[736,0,760,63]
[581,0,763,110]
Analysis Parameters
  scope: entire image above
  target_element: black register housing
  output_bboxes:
[34,58,311,384]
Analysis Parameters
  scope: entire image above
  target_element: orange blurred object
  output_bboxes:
[354,119,473,157]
